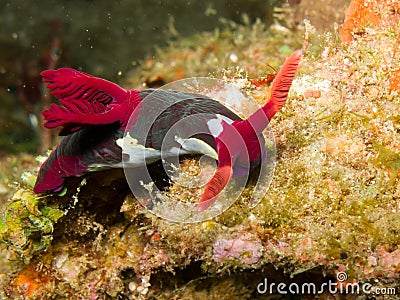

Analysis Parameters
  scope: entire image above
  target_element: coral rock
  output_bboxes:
[213,233,263,264]
[339,0,400,43]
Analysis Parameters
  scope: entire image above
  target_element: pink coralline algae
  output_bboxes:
[375,247,400,278]
[212,233,263,264]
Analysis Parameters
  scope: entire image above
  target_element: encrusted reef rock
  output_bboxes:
[1,1,400,299]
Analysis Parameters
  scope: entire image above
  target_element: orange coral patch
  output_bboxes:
[390,68,400,92]
[11,264,51,297]
[339,0,400,43]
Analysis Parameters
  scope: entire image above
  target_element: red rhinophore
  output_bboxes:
[248,49,303,132]
[198,141,233,212]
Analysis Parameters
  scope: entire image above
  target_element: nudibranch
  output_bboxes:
[34,50,303,212]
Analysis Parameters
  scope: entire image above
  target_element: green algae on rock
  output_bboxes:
[0,185,63,262]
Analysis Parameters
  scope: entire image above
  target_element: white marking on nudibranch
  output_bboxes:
[174,136,218,159]
[116,133,161,166]
[207,114,234,138]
